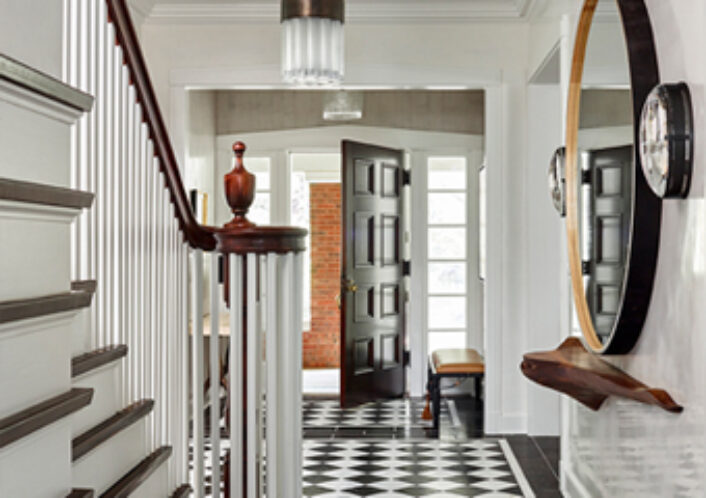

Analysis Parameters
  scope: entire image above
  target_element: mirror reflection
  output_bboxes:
[576,0,633,344]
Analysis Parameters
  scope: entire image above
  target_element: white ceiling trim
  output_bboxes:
[141,0,538,25]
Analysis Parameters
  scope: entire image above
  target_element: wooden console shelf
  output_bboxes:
[521,337,683,413]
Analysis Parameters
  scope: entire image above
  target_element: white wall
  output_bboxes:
[0,0,64,78]
[561,0,706,496]
[185,90,216,225]
[525,84,563,436]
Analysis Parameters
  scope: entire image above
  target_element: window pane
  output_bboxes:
[429,332,466,353]
[428,296,466,329]
[428,262,466,294]
[249,192,270,225]
[244,157,271,190]
[428,157,466,190]
[428,192,466,224]
[428,228,466,259]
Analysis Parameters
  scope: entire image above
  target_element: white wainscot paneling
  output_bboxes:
[0,314,72,419]
[0,419,72,498]
[0,80,82,187]
[0,200,77,301]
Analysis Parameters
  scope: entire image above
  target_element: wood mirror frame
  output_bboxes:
[566,0,661,354]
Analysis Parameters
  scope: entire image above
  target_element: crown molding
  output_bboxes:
[142,0,538,25]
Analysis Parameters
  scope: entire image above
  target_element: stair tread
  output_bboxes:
[171,484,192,497]
[0,177,94,209]
[71,280,97,294]
[100,446,172,498]
[0,287,94,325]
[66,489,94,498]
[73,399,154,461]
[0,388,93,449]
[0,53,93,111]
[72,345,128,378]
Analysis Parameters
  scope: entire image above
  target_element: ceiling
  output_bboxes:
[130,0,539,24]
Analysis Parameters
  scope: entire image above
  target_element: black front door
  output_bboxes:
[340,140,406,407]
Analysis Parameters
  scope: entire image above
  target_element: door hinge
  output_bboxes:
[403,350,411,367]
[582,261,591,275]
[402,170,411,186]
[402,260,411,276]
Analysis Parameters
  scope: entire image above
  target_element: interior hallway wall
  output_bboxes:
[525,84,563,436]
[561,0,706,496]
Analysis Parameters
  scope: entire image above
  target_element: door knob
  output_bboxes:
[342,278,357,293]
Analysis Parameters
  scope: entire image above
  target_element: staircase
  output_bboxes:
[1,1,307,496]
[0,50,186,498]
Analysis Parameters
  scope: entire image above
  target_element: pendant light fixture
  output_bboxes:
[281,0,345,86]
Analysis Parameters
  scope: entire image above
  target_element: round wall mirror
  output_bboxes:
[565,0,661,354]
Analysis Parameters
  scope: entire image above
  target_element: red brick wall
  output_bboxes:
[303,183,341,368]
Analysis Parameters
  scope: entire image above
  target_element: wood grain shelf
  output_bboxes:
[521,337,683,413]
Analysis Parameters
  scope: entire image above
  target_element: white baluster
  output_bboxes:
[230,254,244,497]
[210,253,222,494]
[293,252,304,497]
[278,252,296,494]
[192,249,205,497]
[246,253,259,498]
[181,249,190,483]
[265,254,279,497]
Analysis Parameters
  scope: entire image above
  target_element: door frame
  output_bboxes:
[186,92,512,432]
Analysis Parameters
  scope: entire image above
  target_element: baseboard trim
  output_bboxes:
[561,459,593,498]
[485,410,527,434]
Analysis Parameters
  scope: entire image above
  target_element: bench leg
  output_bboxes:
[475,376,483,400]
[431,375,441,433]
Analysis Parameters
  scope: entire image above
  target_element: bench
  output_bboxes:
[422,348,485,432]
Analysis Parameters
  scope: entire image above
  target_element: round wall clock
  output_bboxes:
[639,82,694,199]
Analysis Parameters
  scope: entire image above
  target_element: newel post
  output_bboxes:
[215,140,306,498]
[224,141,256,228]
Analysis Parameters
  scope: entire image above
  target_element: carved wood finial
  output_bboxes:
[224,141,256,228]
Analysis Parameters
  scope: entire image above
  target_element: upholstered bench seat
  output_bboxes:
[423,348,484,434]
[431,349,485,374]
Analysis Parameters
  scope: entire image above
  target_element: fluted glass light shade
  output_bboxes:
[281,0,344,86]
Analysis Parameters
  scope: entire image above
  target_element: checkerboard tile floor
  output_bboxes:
[302,439,525,497]
[191,399,531,497]
[303,398,459,429]
[192,438,527,497]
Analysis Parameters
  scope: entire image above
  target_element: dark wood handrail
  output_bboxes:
[106,0,215,251]
[106,0,306,254]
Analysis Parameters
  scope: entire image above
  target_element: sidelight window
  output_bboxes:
[426,157,469,353]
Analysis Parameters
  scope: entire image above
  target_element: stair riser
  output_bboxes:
[0,201,77,301]
[71,307,92,357]
[0,419,72,498]
[0,314,71,419]
[0,80,82,187]
[71,364,122,437]
[131,461,169,498]
[72,420,149,494]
